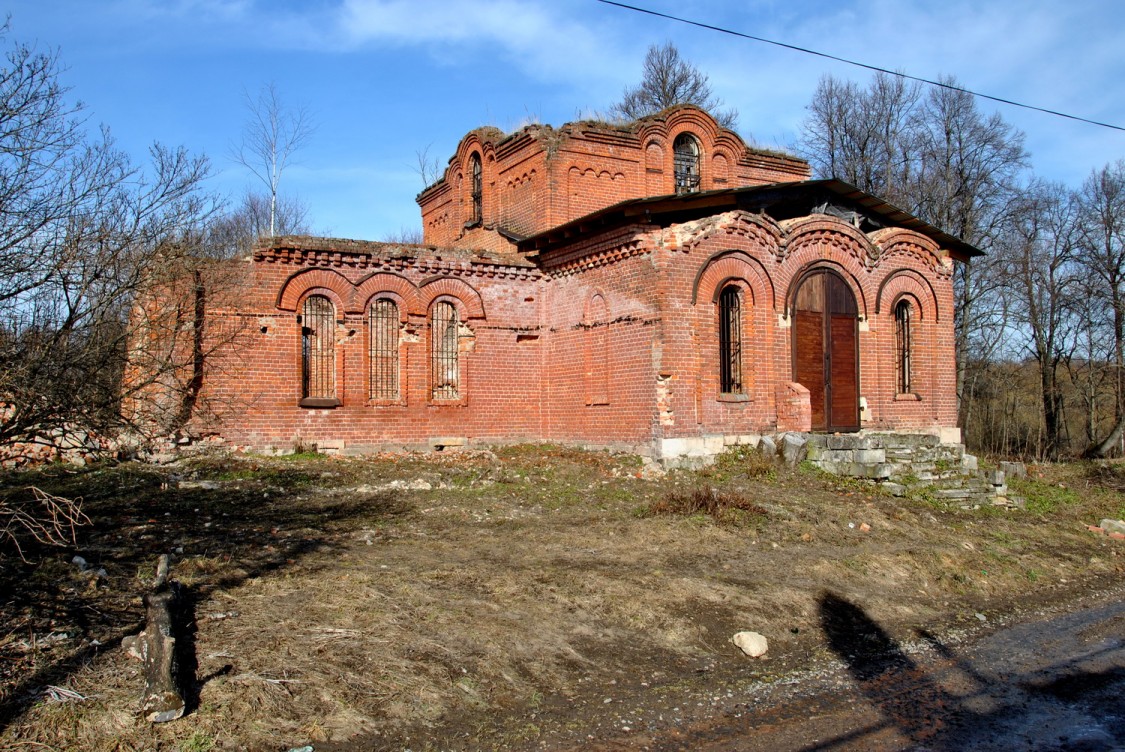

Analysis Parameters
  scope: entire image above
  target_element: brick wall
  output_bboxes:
[418,106,810,250]
[156,206,961,455]
[138,110,966,456]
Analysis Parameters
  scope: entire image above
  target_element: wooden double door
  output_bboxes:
[792,270,860,432]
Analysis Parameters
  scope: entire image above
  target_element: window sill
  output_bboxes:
[367,399,406,408]
[717,392,751,403]
[894,393,922,402]
[299,397,341,409]
[428,397,467,408]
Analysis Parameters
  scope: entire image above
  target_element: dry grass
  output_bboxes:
[646,486,769,526]
[0,447,1122,750]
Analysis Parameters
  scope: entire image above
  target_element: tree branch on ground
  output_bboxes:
[0,486,89,560]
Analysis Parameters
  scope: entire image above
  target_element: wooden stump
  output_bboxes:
[123,554,186,723]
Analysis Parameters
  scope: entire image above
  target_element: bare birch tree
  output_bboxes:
[230,82,315,237]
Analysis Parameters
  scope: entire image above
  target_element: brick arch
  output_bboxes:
[870,227,949,276]
[680,210,784,258]
[636,105,725,147]
[783,216,878,267]
[583,290,609,323]
[890,291,924,320]
[296,288,346,322]
[418,276,486,319]
[442,127,503,187]
[277,268,354,313]
[711,151,730,183]
[784,260,869,321]
[355,272,422,316]
[691,250,775,309]
[875,268,939,321]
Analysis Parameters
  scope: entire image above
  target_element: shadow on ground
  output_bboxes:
[0,458,412,731]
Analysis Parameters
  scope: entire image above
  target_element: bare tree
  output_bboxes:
[799,73,1029,429]
[230,82,315,237]
[207,190,311,259]
[0,29,220,462]
[413,144,444,189]
[381,226,424,244]
[799,73,920,209]
[999,181,1081,459]
[1076,160,1125,457]
[611,42,738,128]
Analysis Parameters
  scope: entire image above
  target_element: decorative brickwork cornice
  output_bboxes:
[780,216,880,268]
[869,227,953,279]
[673,210,784,256]
[536,227,651,277]
[254,239,540,282]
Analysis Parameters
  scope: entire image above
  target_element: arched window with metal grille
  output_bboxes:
[895,299,913,394]
[719,285,742,394]
[470,152,483,225]
[301,295,336,405]
[673,133,701,194]
[431,301,460,401]
[369,298,400,401]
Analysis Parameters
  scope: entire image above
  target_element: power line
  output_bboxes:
[596,0,1125,133]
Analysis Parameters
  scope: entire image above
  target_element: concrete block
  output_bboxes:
[658,438,689,459]
[937,426,963,444]
[854,449,886,464]
[779,433,809,466]
[758,435,777,459]
[999,461,1027,479]
[701,435,725,455]
[864,463,893,480]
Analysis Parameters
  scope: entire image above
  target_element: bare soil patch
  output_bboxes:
[0,446,1122,751]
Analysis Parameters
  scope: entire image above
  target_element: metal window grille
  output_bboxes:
[673,133,701,194]
[369,298,400,401]
[719,286,742,393]
[301,295,335,399]
[431,301,459,400]
[895,300,912,393]
[470,153,483,224]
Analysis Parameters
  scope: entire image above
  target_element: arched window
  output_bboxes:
[470,152,483,225]
[585,295,609,405]
[895,299,913,394]
[301,295,336,405]
[369,298,400,401]
[431,301,460,400]
[673,133,701,194]
[719,285,742,393]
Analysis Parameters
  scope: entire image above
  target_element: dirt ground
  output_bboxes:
[0,444,1122,751]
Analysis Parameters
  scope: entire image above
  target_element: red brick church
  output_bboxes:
[167,106,976,461]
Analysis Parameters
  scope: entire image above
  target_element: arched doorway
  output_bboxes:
[792,270,860,432]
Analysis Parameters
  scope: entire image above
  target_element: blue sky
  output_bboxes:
[8,0,1125,241]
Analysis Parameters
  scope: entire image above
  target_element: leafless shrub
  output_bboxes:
[647,486,767,526]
